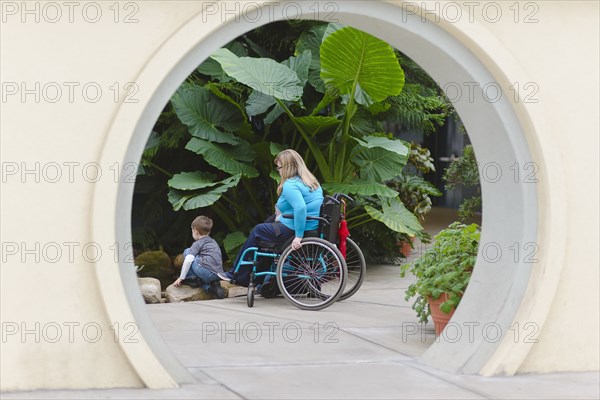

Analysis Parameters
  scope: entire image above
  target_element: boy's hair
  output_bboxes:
[191,215,213,235]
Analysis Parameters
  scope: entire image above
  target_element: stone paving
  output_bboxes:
[4,262,599,399]
[4,209,599,399]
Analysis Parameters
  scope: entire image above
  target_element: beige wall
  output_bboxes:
[495,4,599,372]
[0,0,597,391]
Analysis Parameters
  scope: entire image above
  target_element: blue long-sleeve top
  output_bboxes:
[276,177,324,237]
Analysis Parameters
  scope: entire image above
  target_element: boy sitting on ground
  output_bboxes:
[173,216,226,299]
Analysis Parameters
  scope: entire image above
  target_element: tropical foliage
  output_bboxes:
[135,21,449,263]
[393,143,442,222]
[443,144,481,221]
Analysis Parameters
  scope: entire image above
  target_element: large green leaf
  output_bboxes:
[223,231,247,261]
[198,41,248,81]
[296,23,343,93]
[352,147,407,182]
[354,136,410,159]
[401,175,443,196]
[185,138,259,178]
[310,87,340,117]
[323,22,344,40]
[167,171,218,190]
[269,170,280,183]
[246,90,276,116]
[296,24,328,93]
[292,116,340,137]
[171,85,242,145]
[322,180,398,197]
[320,26,405,106]
[351,136,410,181]
[365,196,423,236]
[211,48,303,101]
[168,175,242,211]
[282,50,311,86]
[269,142,287,156]
[349,112,380,136]
[246,51,311,117]
[204,83,253,140]
[197,58,231,82]
[264,103,286,124]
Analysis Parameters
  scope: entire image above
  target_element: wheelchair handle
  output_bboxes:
[334,193,354,203]
[324,195,341,204]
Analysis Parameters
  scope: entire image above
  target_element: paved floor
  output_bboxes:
[4,209,599,399]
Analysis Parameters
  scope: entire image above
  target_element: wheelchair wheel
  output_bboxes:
[276,238,347,311]
[339,238,366,301]
[247,284,255,307]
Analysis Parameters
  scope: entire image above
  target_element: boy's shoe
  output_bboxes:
[210,281,225,299]
[181,277,200,288]
[217,272,231,282]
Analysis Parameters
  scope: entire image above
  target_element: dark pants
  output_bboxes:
[231,221,294,286]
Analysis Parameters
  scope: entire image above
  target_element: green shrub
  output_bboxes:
[400,222,480,322]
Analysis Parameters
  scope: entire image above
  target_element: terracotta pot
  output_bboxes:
[398,237,415,257]
[428,293,456,336]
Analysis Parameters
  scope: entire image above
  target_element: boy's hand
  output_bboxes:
[173,278,183,287]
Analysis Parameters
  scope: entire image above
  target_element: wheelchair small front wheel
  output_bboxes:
[247,284,255,307]
[276,237,347,311]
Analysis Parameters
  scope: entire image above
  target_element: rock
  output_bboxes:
[159,298,167,303]
[165,283,213,303]
[173,253,184,269]
[135,251,175,289]
[221,281,247,298]
[138,277,161,304]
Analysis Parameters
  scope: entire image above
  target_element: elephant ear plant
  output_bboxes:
[168,24,424,242]
[136,21,451,259]
[400,222,480,323]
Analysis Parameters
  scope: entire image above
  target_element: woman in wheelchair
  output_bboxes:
[224,149,324,287]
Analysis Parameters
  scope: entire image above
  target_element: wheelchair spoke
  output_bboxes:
[276,238,347,310]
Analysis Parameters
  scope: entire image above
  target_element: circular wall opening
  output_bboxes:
[92,2,539,387]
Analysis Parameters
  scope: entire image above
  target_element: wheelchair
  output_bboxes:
[230,193,366,311]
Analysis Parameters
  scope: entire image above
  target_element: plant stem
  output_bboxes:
[346,213,370,224]
[211,202,236,231]
[220,194,255,223]
[276,98,333,181]
[144,161,173,178]
[334,63,360,181]
[242,178,266,221]
[348,217,373,230]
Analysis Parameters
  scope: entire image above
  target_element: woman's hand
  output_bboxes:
[291,237,303,250]
[173,278,183,287]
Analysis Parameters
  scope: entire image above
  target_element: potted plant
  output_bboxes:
[400,222,480,335]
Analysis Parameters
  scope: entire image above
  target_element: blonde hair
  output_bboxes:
[275,149,320,195]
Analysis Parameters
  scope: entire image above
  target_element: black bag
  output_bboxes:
[319,197,342,243]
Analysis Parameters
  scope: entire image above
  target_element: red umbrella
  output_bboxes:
[338,219,349,258]
[338,199,349,258]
